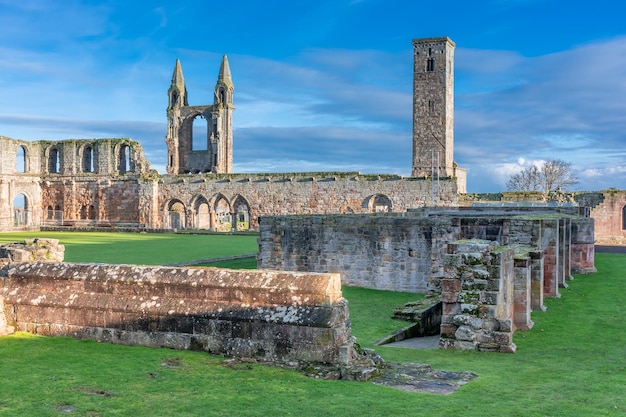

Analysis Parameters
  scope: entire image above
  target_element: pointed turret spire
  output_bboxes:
[171,58,185,88]
[168,59,188,108]
[217,55,234,89]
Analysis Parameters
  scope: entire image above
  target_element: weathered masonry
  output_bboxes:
[412,37,465,189]
[0,240,356,369]
[0,133,460,231]
[257,205,596,352]
[0,37,467,233]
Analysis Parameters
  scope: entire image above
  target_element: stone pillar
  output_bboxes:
[440,240,516,353]
[529,250,546,311]
[571,217,596,274]
[541,219,561,298]
[513,257,534,330]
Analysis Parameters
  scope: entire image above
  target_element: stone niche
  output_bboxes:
[0,241,362,372]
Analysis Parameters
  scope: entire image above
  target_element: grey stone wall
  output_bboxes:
[258,214,456,293]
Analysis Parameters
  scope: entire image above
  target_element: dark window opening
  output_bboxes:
[83,146,94,172]
[426,58,434,72]
[119,144,130,174]
[48,147,60,173]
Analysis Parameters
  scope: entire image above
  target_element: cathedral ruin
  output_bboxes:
[0,37,623,243]
[0,38,468,232]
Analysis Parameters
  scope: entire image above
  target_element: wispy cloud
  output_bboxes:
[1,2,625,193]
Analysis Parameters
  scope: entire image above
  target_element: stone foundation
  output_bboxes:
[0,252,357,368]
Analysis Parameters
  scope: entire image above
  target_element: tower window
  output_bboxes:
[427,58,434,72]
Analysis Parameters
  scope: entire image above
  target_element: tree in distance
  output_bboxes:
[506,159,578,194]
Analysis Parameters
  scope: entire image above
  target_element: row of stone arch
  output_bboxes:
[13,142,135,175]
[164,193,250,231]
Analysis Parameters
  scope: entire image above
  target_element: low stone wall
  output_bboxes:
[0,261,355,367]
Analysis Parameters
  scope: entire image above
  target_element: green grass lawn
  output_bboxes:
[0,231,258,265]
[0,233,624,416]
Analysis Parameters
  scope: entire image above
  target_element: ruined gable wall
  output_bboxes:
[587,190,626,243]
[1,261,354,366]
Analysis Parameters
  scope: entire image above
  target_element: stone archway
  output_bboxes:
[192,195,211,229]
[13,193,30,227]
[232,195,250,231]
[363,194,393,213]
[166,199,187,229]
[213,194,232,232]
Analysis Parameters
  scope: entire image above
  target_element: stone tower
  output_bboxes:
[411,37,456,179]
[165,56,234,174]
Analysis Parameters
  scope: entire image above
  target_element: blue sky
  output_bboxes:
[1,0,625,192]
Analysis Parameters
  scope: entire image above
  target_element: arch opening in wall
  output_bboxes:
[16,145,28,173]
[13,193,29,227]
[82,145,94,173]
[363,194,393,213]
[622,206,626,230]
[214,194,232,232]
[166,199,186,229]
[48,146,60,173]
[193,195,211,229]
[232,195,250,231]
[192,114,208,151]
[44,205,63,225]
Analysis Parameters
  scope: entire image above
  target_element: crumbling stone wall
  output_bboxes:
[258,214,456,293]
[143,173,459,231]
[0,260,355,367]
[0,136,150,229]
[440,240,516,352]
[259,208,594,295]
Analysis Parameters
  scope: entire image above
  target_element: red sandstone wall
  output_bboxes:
[590,191,626,242]
[1,262,353,366]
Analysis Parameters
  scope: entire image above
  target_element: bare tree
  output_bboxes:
[506,159,578,193]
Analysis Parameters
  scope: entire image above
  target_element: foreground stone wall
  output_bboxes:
[0,261,354,367]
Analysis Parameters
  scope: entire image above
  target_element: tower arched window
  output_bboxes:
[622,206,626,230]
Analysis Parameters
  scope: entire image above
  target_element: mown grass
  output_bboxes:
[0,231,258,265]
[0,233,624,416]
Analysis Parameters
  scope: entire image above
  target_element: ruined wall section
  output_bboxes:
[0,136,151,229]
[151,173,459,230]
[1,261,355,367]
[586,190,626,243]
[440,240,517,353]
[258,214,456,293]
